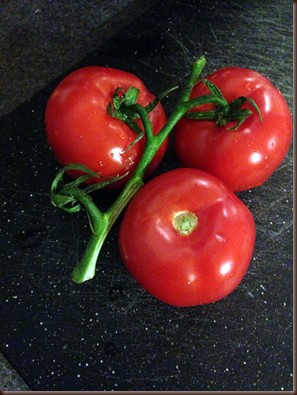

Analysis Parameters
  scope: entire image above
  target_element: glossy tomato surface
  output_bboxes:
[174,68,292,192]
[119,168,255,306]
[45,67,168,188]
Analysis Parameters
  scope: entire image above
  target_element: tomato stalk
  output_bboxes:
[71,179,142,282]
[71,57,208,282]
[125,56,208,181]
[50,56,261,283]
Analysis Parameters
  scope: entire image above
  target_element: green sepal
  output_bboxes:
[112,86,140,110]
[182,82,263,131]
[106,86,145,150]
[226,109,253,131]
[225,96,262,130]
[107,86,141,120]
[201,79,229,112]
[124,86,179,151]
[144,85,179,114]
[228,96,262,120]
[50,164,96,213]
[51,163,129,213]
[107,85,179,152]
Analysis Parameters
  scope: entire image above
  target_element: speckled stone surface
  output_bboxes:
[0,353,31,391]
[0,0,293,391]
[0,0,160,118]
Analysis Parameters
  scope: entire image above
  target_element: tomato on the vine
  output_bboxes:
[45,66,168,188]
[174,67,292,192]
[118,168,255,307]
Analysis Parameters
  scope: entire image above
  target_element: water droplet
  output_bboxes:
[118,133,125,140]
[244,82,251,91]
[110,153,114,158]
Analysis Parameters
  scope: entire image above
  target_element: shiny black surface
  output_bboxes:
[0,0,293,391]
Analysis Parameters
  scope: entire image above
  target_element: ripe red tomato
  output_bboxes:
[174,68,292,192]
[45,67,168,188]
[118,168,255,306]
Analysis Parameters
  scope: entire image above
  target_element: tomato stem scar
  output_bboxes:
[173,211,198,235]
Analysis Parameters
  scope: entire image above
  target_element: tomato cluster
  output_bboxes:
[45,64,292,306]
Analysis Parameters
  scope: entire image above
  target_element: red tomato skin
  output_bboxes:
[45,67,168,188]
[119,168,255,306]
[174,68,292,192]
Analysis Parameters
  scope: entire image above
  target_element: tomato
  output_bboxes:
[45,67,168,188]
[118,168,255,306]
[174,68,292,192]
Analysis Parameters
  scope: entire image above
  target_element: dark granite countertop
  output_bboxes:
[0,0,293,391]
[0,0,160,118]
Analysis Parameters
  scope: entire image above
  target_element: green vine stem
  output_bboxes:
[70,57,207,283]
[50,56,261,283]
[71,179,142,282]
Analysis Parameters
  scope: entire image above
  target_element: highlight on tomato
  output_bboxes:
[174,67,292,192]
[45,66,168,188]
[118,168,256,307]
